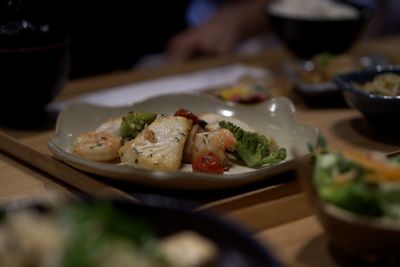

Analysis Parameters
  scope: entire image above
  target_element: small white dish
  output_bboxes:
[48,93,318,190]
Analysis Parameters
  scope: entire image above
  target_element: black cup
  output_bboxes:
[0,24,70,128]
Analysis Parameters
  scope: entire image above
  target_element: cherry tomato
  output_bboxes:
[174,108,206,128]
[192,152,224,174]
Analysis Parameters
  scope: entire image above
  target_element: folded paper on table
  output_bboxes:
[47,64,269,113]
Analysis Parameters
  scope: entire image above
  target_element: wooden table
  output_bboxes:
[1,35,400,267]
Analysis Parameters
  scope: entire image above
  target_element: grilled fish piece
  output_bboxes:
[119,115,192,171]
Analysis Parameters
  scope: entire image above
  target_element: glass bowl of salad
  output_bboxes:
[297,143,400,265]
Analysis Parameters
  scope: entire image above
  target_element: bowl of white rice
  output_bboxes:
[266,0,375,58]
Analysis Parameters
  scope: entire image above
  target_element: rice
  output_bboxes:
[356,73,400,96]
[269,0,359,20]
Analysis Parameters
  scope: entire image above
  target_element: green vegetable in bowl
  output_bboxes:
[314,149,400,219]
[219,121,286,167]
[314,153,382,216]
[119,111,157,139]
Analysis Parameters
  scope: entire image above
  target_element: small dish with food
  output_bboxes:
[48,93,318,190]
[297,141,400,265]
[207,75,271,104]
[334,65,400,131]
[285,53,388,105]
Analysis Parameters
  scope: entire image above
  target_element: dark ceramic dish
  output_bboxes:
[2,195,284,267]
[266,0,375,59]
[334,65,400,132]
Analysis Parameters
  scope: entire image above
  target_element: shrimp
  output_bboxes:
[193,128,237,164]
[182,124,204,163]
[95,117,122,137]
[73,131,122,162]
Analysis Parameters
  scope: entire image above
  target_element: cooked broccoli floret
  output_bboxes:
[119,111,157,139]
[219,121,286,167]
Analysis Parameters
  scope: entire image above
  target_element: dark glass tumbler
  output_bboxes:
[0,1,70,128]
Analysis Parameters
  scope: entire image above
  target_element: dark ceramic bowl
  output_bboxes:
[334,65,400,132]
[0,33,70,127]
[1,195,284,267]
[266,0,375,59]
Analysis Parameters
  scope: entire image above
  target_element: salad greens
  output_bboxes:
[219,121,287,167]
[314,148,400,219]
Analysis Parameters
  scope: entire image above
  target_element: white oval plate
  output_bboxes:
[48,93,319,190]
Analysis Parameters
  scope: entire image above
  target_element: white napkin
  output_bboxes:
[47,63,269,112]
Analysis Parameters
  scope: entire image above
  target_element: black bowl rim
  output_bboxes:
[0,36,70,53]
[319,199,400,232]
[265,0,375,22]
[334,65,400,101]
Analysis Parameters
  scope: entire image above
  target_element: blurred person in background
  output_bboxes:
[365,0,400,37]
[1,0,268,78]
[166,0,400,63]
[166,0,271,63]
[61,0,274,77]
